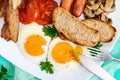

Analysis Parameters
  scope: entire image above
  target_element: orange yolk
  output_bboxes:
[24,35,46,56]
[52,42,74,64]
[74,46,83,62]
[52,42,84,64]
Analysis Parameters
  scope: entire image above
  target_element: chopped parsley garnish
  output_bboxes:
[92,42,103,49]
[42,25,58,39]
[39,59,54,74]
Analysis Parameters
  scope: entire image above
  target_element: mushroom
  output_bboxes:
[95,8,104,15]
[100,0,115,12]
[84,7,96,18]
[84,7,104,19]
[101,12,112,24]
[86,0,101,10]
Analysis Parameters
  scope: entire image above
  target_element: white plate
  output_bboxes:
[0,0,120,80]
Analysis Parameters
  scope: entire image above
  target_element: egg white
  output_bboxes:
[48,37,81,72]
[17,22,51,64]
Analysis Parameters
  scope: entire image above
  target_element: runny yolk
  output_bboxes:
[52,42,74,64]
[52,42,84,64]
[24,35,46,56]
[74,46,83,62]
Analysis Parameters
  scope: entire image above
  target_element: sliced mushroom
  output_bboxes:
[86,0,101,10]
[84,7,104,18]
[101,13,112,24]
[84,7,96,18]
[106,17,112,25]
[95,8,104,15]
[100,0,115,12]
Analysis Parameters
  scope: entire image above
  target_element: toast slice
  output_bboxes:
[82,19,116,42]
[53,7,100,46]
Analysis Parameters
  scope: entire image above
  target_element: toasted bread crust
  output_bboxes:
[53,7,100,46]
[82,19,116,42]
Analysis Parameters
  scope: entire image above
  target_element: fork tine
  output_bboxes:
[84,51,103,57]
[83,52,103,60]
[85,47,104,60]
[87,47,101,52]
[87,47,103,54]
[89,51,101,55]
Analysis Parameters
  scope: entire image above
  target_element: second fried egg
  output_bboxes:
[48,37,84,72]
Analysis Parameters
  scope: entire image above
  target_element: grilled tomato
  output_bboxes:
[19,0,58,25]
[19,0,39,24]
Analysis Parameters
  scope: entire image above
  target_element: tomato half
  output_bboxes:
[19,0,58,25]
[19,0,39,24]
[35,0,58,25]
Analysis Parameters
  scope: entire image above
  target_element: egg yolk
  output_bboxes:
[52,42,75,64]
[24,35,46,56]
[74,46,83,62]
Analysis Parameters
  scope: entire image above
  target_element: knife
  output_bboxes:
[80,55,116,80]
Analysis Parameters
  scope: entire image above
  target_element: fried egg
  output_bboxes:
[17,22,51,64]
[48,37,84,72]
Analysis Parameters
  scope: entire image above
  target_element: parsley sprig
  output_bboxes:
[0,65,13,80]
[42,25,58,39]
[41,25,57,74]
[92,42,103,49]
[39,59,54,74]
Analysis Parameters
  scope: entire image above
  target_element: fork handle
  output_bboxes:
[80,55,116,80]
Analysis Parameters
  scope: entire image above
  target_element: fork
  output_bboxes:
[86,47,120,62]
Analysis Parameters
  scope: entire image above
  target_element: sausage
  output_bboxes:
[60,0,74,11]
[72,0,86,17]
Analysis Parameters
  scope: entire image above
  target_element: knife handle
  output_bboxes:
[80,55,116,80]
